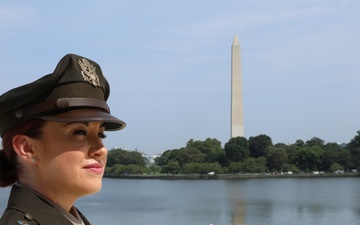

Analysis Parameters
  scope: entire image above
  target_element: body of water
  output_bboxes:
[1,177,360,225]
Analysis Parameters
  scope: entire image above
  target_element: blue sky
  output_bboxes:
[1,1,359,154]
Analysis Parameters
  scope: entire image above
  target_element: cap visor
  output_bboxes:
[38,109,126,131]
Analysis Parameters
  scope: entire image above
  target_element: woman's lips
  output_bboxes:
[84,162,104,174]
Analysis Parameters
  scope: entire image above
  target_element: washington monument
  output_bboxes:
[231,35,244,138]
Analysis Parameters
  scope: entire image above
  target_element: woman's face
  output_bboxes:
[30,121,108,198]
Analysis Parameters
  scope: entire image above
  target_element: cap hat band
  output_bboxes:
[56,98,109,112]
[16,98,110,119]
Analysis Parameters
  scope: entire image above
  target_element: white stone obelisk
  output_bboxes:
[231,35,244,138]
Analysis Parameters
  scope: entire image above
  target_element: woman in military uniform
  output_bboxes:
[0,54,126,225]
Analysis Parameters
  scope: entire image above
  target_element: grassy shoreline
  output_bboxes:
[104,173,360,180]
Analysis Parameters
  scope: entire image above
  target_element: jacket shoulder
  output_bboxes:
[0,207,39,225]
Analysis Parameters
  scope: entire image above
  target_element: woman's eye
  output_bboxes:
[98,133,107,139]
[73,130,87,136]
[72,129,106,139]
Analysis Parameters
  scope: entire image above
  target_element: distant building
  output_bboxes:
[142,153,161,165]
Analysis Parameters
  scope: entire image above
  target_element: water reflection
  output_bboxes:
[224,177,360,225]
[1,177,360,225]
[231,199,246,225]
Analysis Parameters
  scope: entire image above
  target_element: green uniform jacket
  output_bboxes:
[0,185,91,225]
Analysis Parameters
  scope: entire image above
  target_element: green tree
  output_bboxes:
[242,157,267,173]
[113,164,126,174]
[228,162,243,173]
[206,162,222,174]
[186,138,222,155]
[154,150,171,166]
[287,143,301,162]
[224,136,249,162]
[182,162,222,174]
[306,137,325,147]
[124,164,146,174]
[274,143,289,149]
[186,138,224,163]
[155,149,180,166]
[322,142,351,171]
[193,163,209,174]
[249,134,273,158]
[329,163,344,172]
[160,162,180,175]
[336,148,351,170]
[177,147,205,167]
[348,131,360,169]
[107,149,145,167]
[291,146,324,171]
[294,139,305,147]
[182,163,196,174]
[106,148,124,166]
[106,164,126,175]
[321,143,339,171]
[147,164,161,175]
[213,151,229,167]
[282,164,301,173]
[266,146,288,172]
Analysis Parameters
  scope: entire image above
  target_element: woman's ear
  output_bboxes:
[12,135,36,163]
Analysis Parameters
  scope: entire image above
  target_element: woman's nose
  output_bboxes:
[88,136,108,157]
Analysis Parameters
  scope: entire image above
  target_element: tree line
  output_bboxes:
[105,131,360,175]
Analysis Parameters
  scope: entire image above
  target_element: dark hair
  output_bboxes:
[0,119,46,187]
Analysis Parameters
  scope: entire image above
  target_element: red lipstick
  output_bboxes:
[83,162,104,174]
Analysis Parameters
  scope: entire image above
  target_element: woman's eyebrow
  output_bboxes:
[64,122,90,127]
[63,122,106,128]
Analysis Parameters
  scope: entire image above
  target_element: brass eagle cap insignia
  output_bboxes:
[77,58,101,87]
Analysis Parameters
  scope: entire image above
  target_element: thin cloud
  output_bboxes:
[0,5,36,25]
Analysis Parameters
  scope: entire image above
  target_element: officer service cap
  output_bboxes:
[0,53,126,136]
